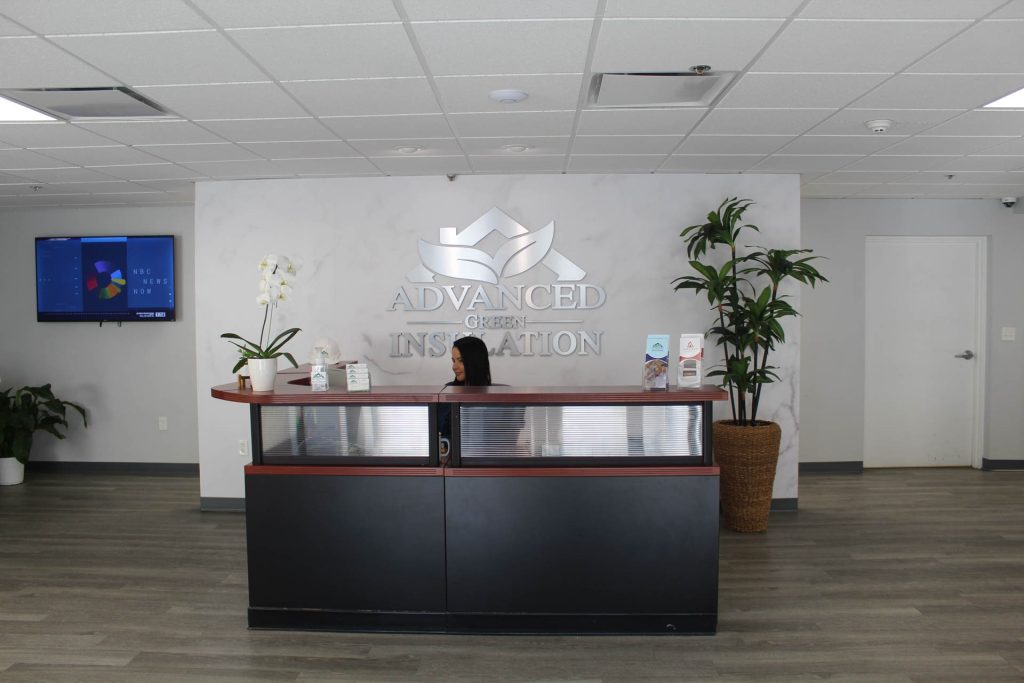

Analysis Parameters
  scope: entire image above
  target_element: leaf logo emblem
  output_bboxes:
[408,208,584,284]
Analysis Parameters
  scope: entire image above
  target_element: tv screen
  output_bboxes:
[35,235,175,322]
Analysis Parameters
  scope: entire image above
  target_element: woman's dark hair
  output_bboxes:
[453,336,492,386]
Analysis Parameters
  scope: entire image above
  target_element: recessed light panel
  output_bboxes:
[590,72,736,108]
[984,86,1024,108]
[0,94,56,122]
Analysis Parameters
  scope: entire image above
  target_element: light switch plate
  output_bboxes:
[1001,326,1016,341]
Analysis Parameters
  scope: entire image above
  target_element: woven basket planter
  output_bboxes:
[713,420,782,533]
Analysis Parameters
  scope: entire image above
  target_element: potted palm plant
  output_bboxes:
[673,197,827,532]
[0,383,88,485]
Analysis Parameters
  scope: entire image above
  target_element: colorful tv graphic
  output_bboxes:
[35,236,175,322]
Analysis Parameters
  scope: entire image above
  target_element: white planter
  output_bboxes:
[0,457,25,486]
[247,357,278,391]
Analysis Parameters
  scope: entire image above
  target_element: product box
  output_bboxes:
[346,363,371,392]
[642,334,670,390]
[677,333,704,388]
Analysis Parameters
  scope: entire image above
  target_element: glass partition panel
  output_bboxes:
[261,405,431,459]
[458,404,703,459]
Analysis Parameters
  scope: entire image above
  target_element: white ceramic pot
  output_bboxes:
[0,457,25,486]
[247,357,278,391]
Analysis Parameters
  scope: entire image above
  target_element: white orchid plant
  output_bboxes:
[222,253,301,374]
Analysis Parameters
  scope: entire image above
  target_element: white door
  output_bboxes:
[864,236,986,468]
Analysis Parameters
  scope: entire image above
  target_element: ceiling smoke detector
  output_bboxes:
[865,119,893,134]
[489,89,528,104]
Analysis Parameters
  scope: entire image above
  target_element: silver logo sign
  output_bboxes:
[407,207,585,284]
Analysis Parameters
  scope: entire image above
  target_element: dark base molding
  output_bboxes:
[200,497,245,512]
[800,461,864,474]
[249,607,716,635]
[27,461,198,476]
[982,458,1024,471]
[771,497,798,511]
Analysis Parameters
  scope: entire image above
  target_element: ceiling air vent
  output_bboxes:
[590,71,735,108]
[0,87,173,119]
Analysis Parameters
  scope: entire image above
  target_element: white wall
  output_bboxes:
[801,198,1024,465]
[196,174,803,501]
[0,206,197,464]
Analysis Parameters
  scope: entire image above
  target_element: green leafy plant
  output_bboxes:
[0,384,88,465]
[673,197,827,426]
[221,253,301,373]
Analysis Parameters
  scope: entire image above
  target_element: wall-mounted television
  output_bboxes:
[35,235,175,322]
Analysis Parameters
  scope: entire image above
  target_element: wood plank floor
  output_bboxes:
[0,468,1022,682]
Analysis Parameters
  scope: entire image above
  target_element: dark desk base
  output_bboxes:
[245,466,719,635]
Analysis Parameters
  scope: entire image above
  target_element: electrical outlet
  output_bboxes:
[238,440,248,456]
[158,416,168,431]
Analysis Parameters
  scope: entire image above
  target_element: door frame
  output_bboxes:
[864,235,987,469]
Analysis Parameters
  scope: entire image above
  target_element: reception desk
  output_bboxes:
[212,379,726,634]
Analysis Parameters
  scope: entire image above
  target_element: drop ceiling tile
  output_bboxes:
[807,109,964,135]
[0,123,115,147]
[132,179,196,193]
[572,135,682,154]
[592,19,784,73]
[567,155,667,172]
[851,74,1024,110]
[136,83,309,120]
[0,148,79,168]
[695,108,835,135]
[228,25,422,80]
[137,143,262,163]
[816,171,913,183]
[662,155,764,171]
[7,166,125,182]
[180,159,290,178]
[0,16,31,36]
[96,164,206,181]
[75,120,226,145]
[925,110,1024,136]
[990,1,1024,18]
[801,183,874,197]
[841,155,951,172]
[412,19,591,76]
[778,135,901,155]
[191,0,401,27]
[677,135,791,155]
[577,108,704,136]
[0,0,211,33]
[799,0,1005,19]
[605,0,802,18]
[50,32,267,86]
[322,114,453,140]
[719,73,888,109]
[241,140,359,159]
[348,138,463,156]
[0,170,31,182]
[460,137,569,155]
[900,171,1014,184]
[0,37,117,89]
[910,20,1024,73]
[756,20,968,72]
[977,138,1024,155]
[404,0,597,20]
[435,74,583,113]
[369,155,472,176]
[448,111,575,137]
[197,118,335,142]
[271,157,380,175]
[751,155,859,172]
[283,79,441,117]
[470,155,565,172]
[933,156,1024,172]
[44,181,148,193]
[34,146,165,166]
[879,136,1014,155]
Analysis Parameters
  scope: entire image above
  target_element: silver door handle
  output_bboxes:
[954,350,975,360]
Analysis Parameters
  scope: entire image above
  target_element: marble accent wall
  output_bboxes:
[196,174,801,500]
